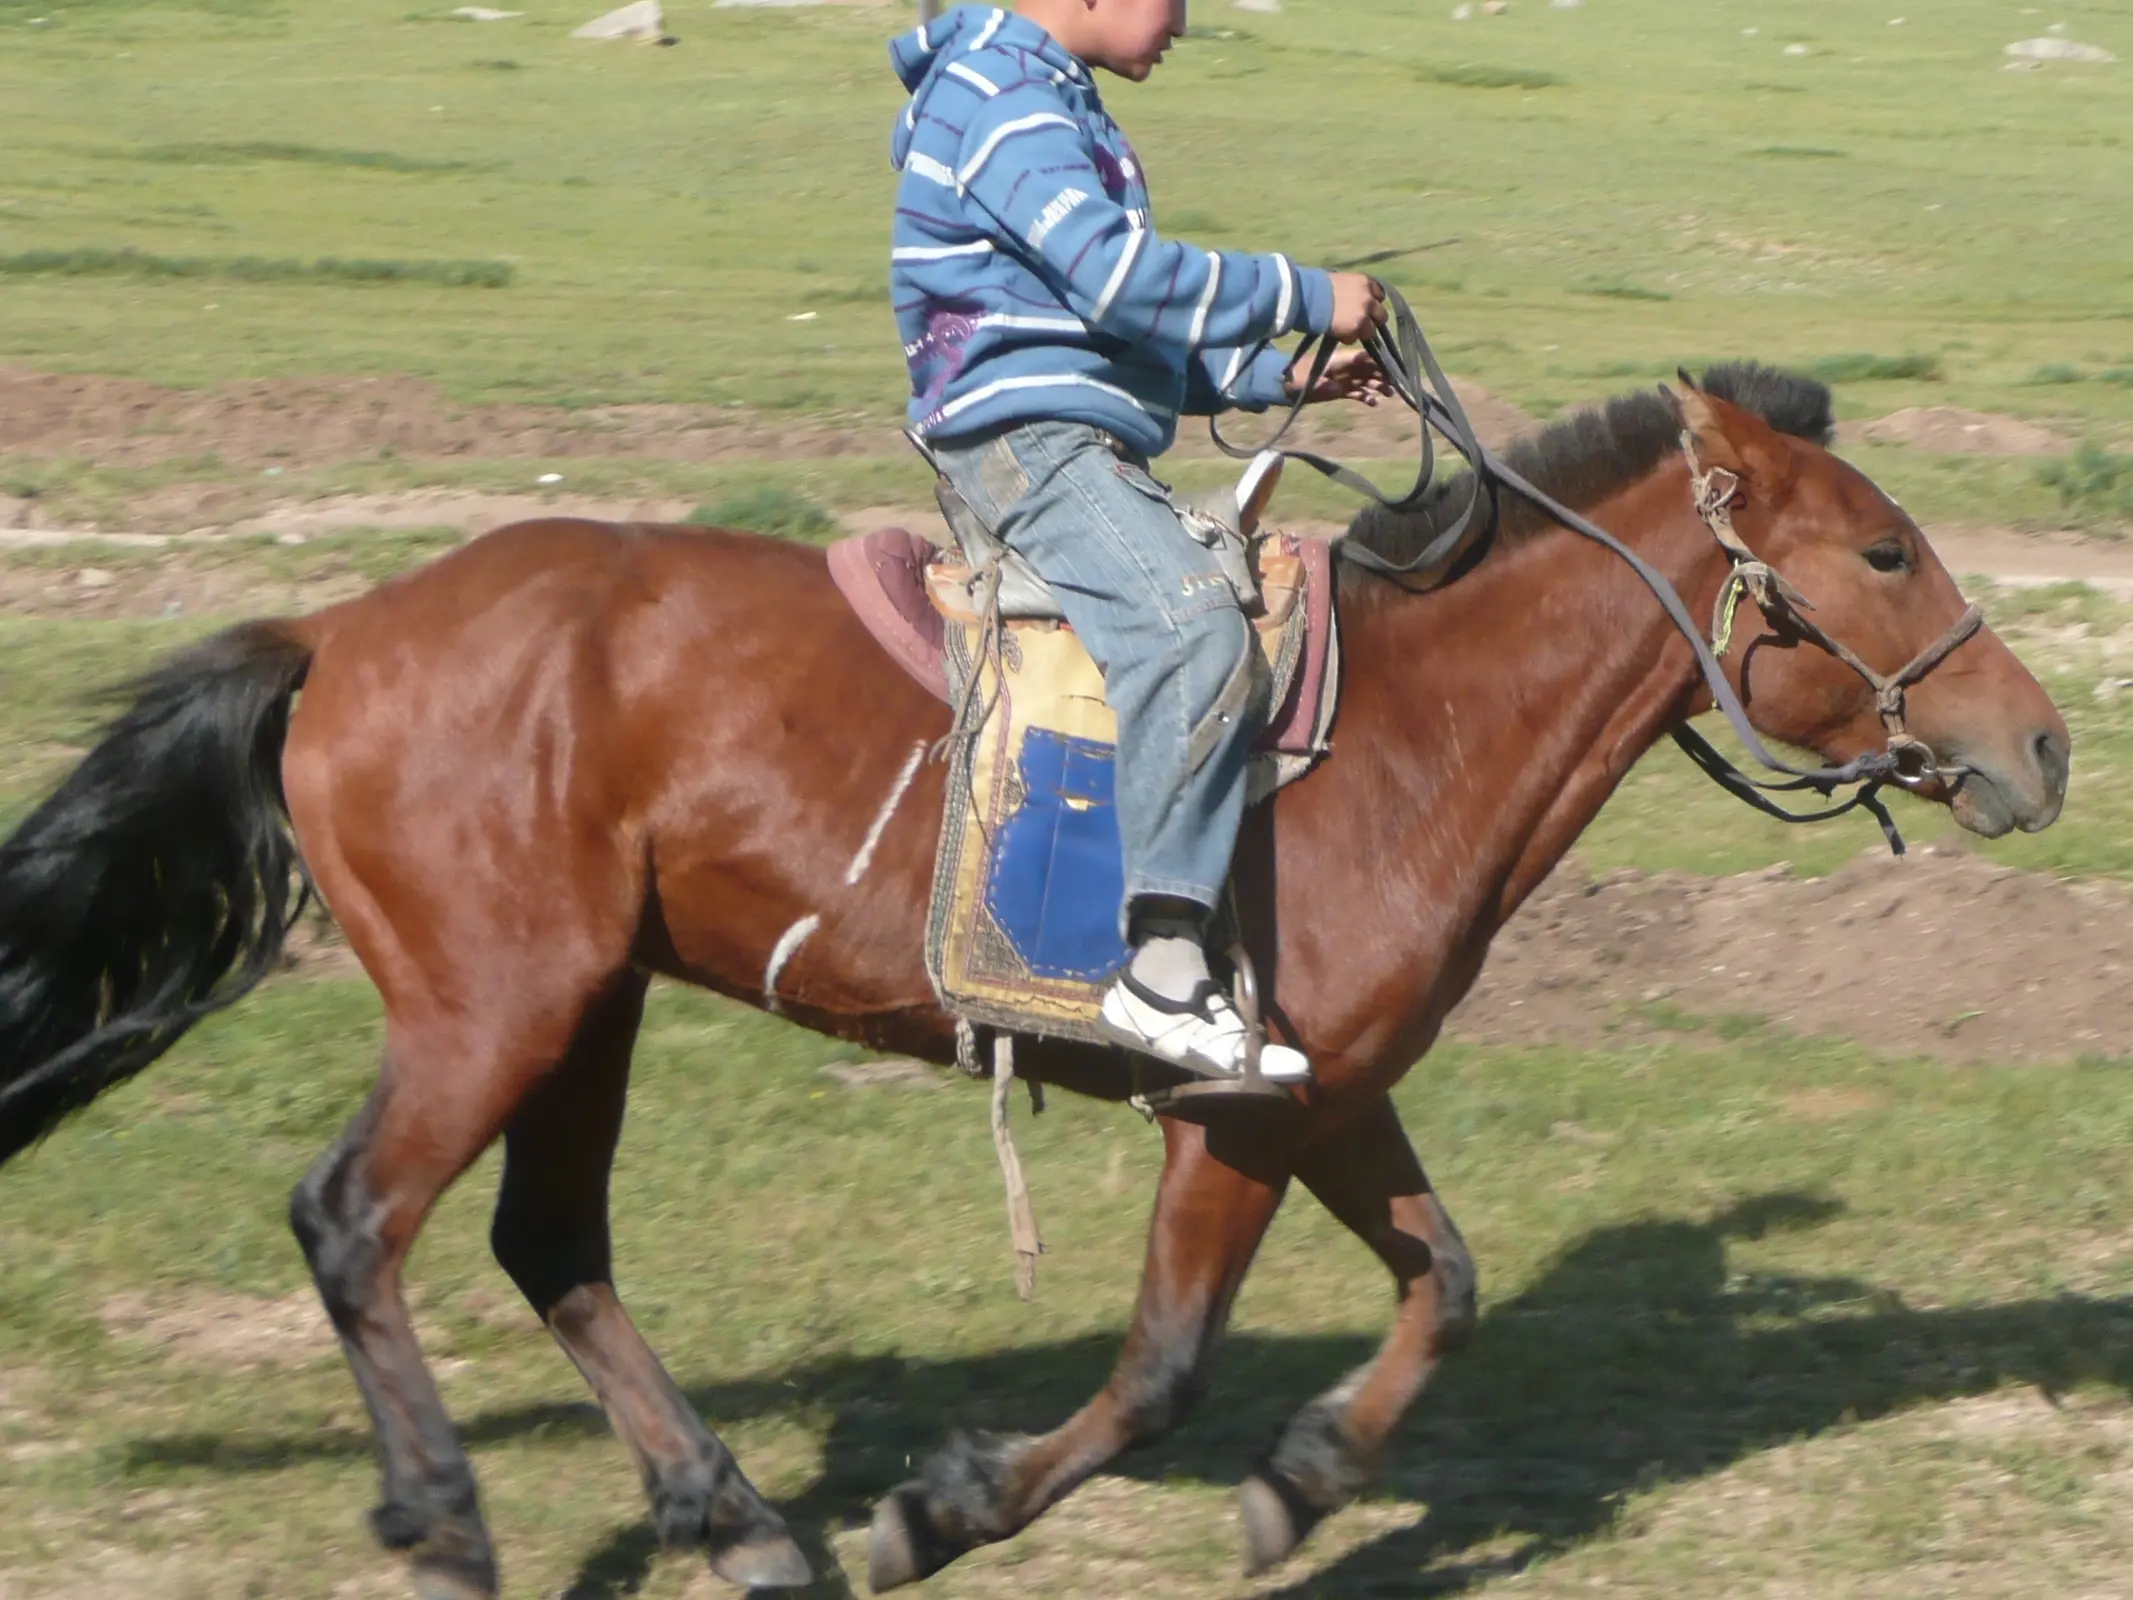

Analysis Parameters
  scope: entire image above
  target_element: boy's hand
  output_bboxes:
[1284,348,1395,407]
[1326,272,1388,342]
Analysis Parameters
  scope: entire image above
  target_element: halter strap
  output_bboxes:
[1685,429,1985,788]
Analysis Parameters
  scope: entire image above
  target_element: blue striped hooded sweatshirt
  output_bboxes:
[889,7,1334,457]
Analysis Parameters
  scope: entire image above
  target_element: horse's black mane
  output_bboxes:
[1339,362,1835,588]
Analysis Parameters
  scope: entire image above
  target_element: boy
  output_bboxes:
[890,0,1388,1081]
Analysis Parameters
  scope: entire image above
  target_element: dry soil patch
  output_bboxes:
[1836,407,2067,456]
[0,367,879,469]
[98,1288,337,1369]
[1449,848,2133,1063]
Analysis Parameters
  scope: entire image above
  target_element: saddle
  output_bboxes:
[828,454,1342,1052]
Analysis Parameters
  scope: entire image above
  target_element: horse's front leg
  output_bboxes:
[867,1114,1292,1590]
[1240,1094,1478,1573]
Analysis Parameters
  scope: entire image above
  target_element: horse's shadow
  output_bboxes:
[124,1190,2133,1597]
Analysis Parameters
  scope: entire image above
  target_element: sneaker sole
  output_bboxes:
[1095,1015,1312,1085]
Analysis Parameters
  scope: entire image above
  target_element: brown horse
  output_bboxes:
[0,369,2067,1598]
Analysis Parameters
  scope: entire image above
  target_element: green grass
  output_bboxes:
[1415,61,1565,90]
[1575,282,1675,303]
[1804,352,1946,384]
[0,615,215,824]
[2038,442,2133,524]
[0,978,2125,1597]
[128,140,480,173]
[688,484,838,543]
[0,246,513,287]
[0,0,2128,432]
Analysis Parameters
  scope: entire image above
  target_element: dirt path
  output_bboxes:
[9,507,2130,623]
[0,366,1537,472]
[0,367,881,470]
[1446,848,2132,1064]
[1927,526,2133,597]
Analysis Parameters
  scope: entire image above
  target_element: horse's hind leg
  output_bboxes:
[488,969,809,1591]
[1239,1094,1477,1574]
[290,1025,556,1599]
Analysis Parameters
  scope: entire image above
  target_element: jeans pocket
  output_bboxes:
[1111,459,1176,506]
[1110,463,1248,620]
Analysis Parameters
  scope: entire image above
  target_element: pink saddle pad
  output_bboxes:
[828,525,1339,760]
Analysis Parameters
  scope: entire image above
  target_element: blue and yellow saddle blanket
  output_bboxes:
[923,539,1335,1044]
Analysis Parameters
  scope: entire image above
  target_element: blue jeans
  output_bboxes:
[931,419,1265,925]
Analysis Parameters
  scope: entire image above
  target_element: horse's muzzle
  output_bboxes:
[1946,725,2070,837]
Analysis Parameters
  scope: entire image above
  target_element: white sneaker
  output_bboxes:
[1098,976,1312,1083]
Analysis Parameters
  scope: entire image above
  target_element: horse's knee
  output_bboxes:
[290,1116,385,1331]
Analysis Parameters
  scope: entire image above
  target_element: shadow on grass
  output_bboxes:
[122,1191,2133,1597]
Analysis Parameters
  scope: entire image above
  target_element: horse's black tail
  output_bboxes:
[0,619,315,1166]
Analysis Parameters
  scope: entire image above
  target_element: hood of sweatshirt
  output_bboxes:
[888,7,1090,170]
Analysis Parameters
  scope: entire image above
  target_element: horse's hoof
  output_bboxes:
[868,1482,952,1593]
[708,1529,813,1590]
[1239,1471,1321,1576]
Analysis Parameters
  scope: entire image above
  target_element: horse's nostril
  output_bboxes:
[2030,728,2071,795]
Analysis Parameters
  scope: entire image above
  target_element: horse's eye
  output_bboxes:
[1865,541,1909,574]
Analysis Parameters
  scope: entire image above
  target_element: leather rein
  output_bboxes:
[1210,284,1983,856]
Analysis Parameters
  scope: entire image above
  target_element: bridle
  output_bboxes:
[1684,444,1983,791]
[1210,283,1986,855]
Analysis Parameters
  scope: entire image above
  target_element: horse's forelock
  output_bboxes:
[1698,362,1835,446]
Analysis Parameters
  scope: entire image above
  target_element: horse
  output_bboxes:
[0,367,2068,1598]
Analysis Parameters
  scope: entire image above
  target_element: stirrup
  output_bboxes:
[1133,945,1302,1122]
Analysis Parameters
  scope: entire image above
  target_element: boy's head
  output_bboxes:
[1019,0,1186,82]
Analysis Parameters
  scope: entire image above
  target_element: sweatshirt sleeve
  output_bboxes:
[1183,342,1295,415]
[953,81,1333,350]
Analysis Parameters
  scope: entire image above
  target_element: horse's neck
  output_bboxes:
[1298,462,1730,1066]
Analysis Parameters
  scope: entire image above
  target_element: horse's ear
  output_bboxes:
[1669,373,1795,497]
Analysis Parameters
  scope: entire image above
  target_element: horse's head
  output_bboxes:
[1673,380,2069,837]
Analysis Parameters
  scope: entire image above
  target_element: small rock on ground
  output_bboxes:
[572,0,663,39]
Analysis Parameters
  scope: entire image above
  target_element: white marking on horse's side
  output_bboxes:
[763,914,821,1015]
[847,741,928,887]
